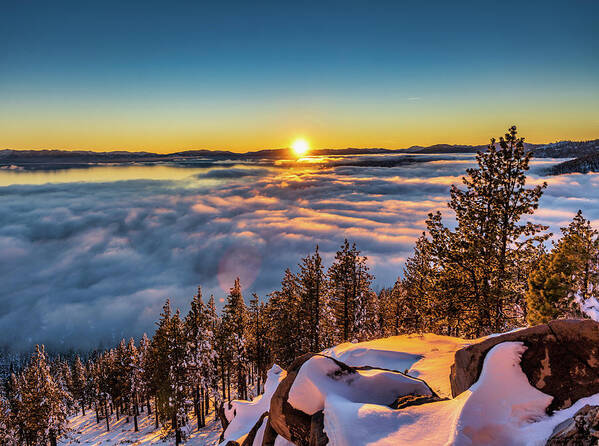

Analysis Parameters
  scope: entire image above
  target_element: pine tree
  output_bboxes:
[125,338,142,432]
[184,286,212,429]
[151,300,173,428]
[138,333,152,415]
[17,346,68,446]
[204,295,220,411]
[267,269,301,367]
[328,240,374,342]
[405,126,548,336]
[297,246,327,352]
[71,356,87,416]
[221,278,248,400]
[0,397,18,446]
[169,310,189,445]
[247,294,270,394]
[527,210,599,324]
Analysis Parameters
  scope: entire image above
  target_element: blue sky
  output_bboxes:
[1,0,598,151]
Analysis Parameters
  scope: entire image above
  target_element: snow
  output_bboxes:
[317,341,598,446]
[288,355,432,416]
[251,416,268,446]
[576,293,599,321]
[323,333,474,397]
[59,334,599,445]
[220,364,286,445]
[59,406,222,445]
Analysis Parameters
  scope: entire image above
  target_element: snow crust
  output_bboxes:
[220,364,286,445]
[319,341,595,446]
[323,333,473,397]
[288,355,432,416]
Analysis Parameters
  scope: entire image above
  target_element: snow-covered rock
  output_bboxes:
[451,319,599,412]
[220,364,286,446]
[264,328,599,445]
[324,333,473,397]
[545,404,599,445]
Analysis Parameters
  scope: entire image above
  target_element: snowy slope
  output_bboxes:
[60,334,599,445]
[59,407,222,445]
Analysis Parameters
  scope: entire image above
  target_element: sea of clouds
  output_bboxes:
[1,155,598,351]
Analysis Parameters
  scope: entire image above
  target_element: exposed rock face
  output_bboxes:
[268,352,436,445]
[450,319,599,412]
[546,404,599,445]
[390,394,447,410]
[268,353,317,446]
[218,401,233,442]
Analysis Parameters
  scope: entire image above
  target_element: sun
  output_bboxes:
[291,138,310,156]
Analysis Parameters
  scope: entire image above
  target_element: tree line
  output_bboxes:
[1,126,598,445]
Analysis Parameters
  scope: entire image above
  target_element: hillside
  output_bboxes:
[2,138,598,170]
[60,320,599,445]
[532,139,599,159]
[548,151,599,175]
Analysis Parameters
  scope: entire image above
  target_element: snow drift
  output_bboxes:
[220,364,286,445]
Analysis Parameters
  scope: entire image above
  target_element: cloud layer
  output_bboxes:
[1,156,598,351]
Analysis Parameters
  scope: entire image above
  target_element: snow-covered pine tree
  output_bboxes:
[138,333,152,415]
[297,246,327,352]
[204,295,221,411]
[0,397,18,446]
[267,268,301,367]
[70,356,87,416]
[247,293,269,395]
[184,286,210,429]
[328,239,374,342]
[125,338,142,431]
[168,310,188,445]
[97,350,115,431]
[52,359,74,415]
[221,278,248,400]
[527,210,599,324]
[17,346,68,446]
[151,300,173,429]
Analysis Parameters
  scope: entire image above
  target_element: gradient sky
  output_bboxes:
[1,0,598,152]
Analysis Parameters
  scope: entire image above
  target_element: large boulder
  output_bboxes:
[268,353,317,445]
[268,352,435,445]
[450,319,599,412]
[546,404,599,445]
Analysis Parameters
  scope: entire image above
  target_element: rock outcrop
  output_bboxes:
[546,404,599,445]
[268,353,318,446]
[268,352,435,445]
[450,319,599,412]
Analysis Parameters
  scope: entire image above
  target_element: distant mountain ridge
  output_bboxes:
[1,138,598,170]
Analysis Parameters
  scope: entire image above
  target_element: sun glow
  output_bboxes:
[291,138,310,157]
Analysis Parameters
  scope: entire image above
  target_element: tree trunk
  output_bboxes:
[134,402,139,432]
[49,430,57,446]
[200,386,205,428]
[104,400,110,432]
[173,414,181,446]
[227,369,231,401]
[95,402,100,424]
[205,387,210,416]
[147,397,151,415]
[221,365,227,400]
[154,396,159,428]
[81,400,86,416]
